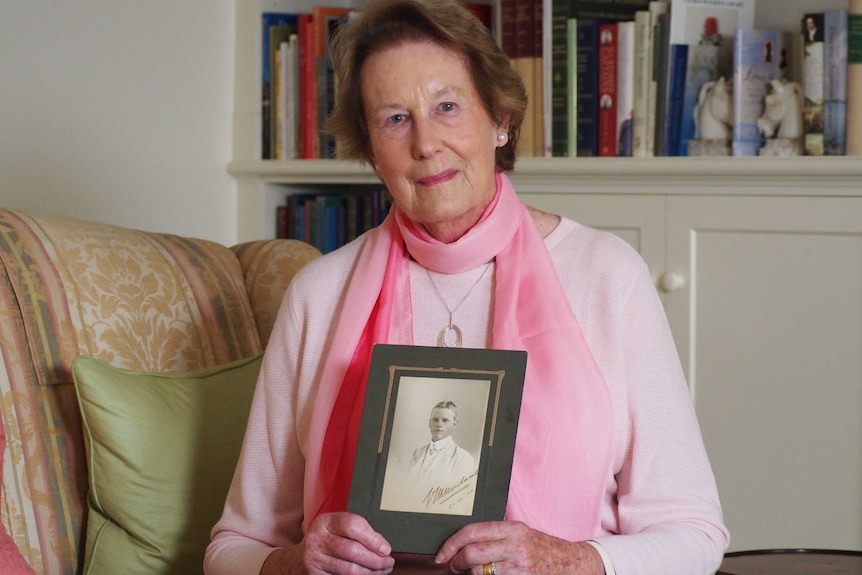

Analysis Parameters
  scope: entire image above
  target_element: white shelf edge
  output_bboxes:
[230,156,862,195]
[229,159,382,184]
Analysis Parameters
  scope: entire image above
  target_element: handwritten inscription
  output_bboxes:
[421,470,478,509]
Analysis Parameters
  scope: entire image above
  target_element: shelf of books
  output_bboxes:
[232,0,862,244]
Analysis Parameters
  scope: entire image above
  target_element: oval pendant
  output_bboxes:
[437,324,463,348]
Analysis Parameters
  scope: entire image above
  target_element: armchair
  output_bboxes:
[0,208,320,573]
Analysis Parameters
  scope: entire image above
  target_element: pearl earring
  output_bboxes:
[498,133,507,142]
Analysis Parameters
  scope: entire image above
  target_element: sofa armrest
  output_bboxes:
[232,239,321,348]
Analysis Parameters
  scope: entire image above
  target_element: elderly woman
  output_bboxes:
[204,0,729,574]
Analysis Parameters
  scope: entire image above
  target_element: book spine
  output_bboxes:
[500,0,518,60]
[515,0,537,157]
[298,14,316,159]
[631,10,651,157]
[567,18,579,156]
[848,0,862,155]
[316,57,331,159]
[597,22,618,156]
[261,14,276,160]
[262,22,272,160]
[616,21,635,157]
[542,0,553,156]
[287,34,300,159]
[311,196,324,252]
[533,0,546,156]
[645,2,668,156]
[732,29,783,157]
[823,9,849,155]
[576,18,601,156]
[651,9,670,155]
[550,0,571,156]
[275,42,286,159]
[345,195,359,243]
[277,204,289,239]
[802,13,825,156]
[664,43,688,156]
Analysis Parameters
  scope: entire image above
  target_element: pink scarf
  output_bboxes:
[304,173,614,542]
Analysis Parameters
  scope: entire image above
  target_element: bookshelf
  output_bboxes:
[232,0,857,242]
[231,0,862,556]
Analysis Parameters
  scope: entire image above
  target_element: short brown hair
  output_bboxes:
[325,0,527,171]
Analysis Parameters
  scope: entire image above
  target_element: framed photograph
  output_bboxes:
[347,344,527,555]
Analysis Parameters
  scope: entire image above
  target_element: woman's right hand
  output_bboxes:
[261,512,395,575]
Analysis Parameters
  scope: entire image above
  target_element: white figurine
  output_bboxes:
[757,78,804,156]
[687,76,733,156]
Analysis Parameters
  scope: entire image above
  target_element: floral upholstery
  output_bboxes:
[233,239,323,349]
[0,208,320,574]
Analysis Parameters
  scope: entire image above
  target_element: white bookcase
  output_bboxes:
[231,0,862,554]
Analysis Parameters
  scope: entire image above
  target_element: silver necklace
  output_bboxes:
[425,263,492,348]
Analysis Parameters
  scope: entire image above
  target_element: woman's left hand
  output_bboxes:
[434,521,604,575]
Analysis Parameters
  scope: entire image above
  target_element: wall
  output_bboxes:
[0,0,238,245]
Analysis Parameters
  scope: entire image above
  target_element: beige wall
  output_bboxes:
[0,0,238,245]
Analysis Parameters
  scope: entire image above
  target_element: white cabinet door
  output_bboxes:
[666,195,862,552]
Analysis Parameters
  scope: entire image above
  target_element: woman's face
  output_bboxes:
[361,40,507,243]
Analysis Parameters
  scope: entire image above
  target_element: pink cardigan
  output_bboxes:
[204,217,729,575]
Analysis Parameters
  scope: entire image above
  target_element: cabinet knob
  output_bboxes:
[660,272,685,293]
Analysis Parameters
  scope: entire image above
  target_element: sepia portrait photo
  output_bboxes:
[347,344,527,554]
[378,376,490,516]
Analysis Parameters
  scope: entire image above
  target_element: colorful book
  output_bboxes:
[261,12,299,160]
[651,7,671,155]
[667,0,754,156]
[848,0,862,155]
[576,18,604,156]
[631,10,652,156]
[500,0,518,62]
[298,13,317,159]
[823,10,849,155]
[542,0,554,156]
[802,12,825,155]
[567,17,580,156]
[533,0,545,156]
[646,1,669,156]
[273,43,286,159]
[550,0,572,155]
[277,35,299,160]
[732,29,786,156]
[515,0,537,156]
[616,20,635,156]
[662,40,688,156]
[597,22,618,156]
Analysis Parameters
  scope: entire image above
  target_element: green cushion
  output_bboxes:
[71,354,262,575]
